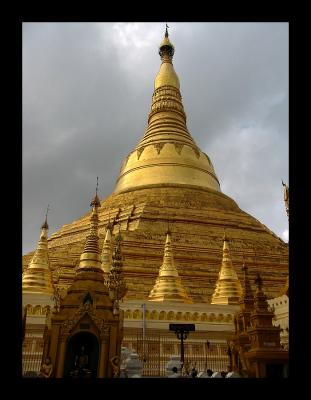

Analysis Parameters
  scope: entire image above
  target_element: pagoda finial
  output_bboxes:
[101,220,113,275]
[240,256,254,306]
[166,219,171,235]
[253,272,270,312]
[105,208,114,231]
[90,177,100,208]
[159,23,175,62]
[165,23,169,37]
[282,180,289,219]
[281,275,289,297]
[76,181,102,274]
[242,254,248,274]
[106,224,127,309]
[41,204,50,230]
[255,273,263,291]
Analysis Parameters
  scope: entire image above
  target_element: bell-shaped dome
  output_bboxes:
[114,30,220,194]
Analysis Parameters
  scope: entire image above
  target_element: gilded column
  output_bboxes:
[56,338,67,378]
[98,336,110,378]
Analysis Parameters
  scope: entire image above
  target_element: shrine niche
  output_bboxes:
[64,330,99,378]
[41,188,126,378]
[43,288,122,378]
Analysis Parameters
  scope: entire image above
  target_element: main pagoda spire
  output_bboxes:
[211,233,243,305]
[22,206,54,294]
[114,26,220,194]
[148,229,192,303]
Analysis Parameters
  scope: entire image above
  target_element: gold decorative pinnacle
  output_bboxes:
[148,230,192,303]
[41,204,50,230]
[281,275,289,297]
[101,225,113,274]
[254,273,263,291]
[106,226,127,303]
[253,273,270,312]
[159,24,175,62]
[76,183,102,273]
[165,23,169,37]
[90,177,100,208]
[282,180,289,219]
[166,219,171,235]
[211,233,243,305]
[22,214,54,295]
[240,257,254,305]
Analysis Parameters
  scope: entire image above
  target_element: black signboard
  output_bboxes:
[169,324,195,332]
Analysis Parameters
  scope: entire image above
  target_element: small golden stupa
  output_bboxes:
[101,221,113,275]
[148,229,192,303]
[211,233,243,305]
[22,209,54,295]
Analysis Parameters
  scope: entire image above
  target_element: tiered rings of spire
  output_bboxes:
[114,28,221,194]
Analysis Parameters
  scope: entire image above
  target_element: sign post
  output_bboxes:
[169,324,195,372]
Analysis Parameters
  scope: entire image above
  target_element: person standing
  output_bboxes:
[206,369,213,377]
[168,366,181,378]
[191,366,198,378]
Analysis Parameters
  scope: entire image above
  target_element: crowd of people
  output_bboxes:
[168,365,239,378]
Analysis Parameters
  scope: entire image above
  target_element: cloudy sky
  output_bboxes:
[22,22,288,254]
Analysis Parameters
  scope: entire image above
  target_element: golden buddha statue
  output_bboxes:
[71,346,91,378]
[39,356,53,378]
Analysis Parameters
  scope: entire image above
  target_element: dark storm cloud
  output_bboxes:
[23,22,288,254]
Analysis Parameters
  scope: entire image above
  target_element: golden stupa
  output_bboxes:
[22,212,54,295]
[211,234,243,305]
[148,230,192,303]
[101,221,113,275]
[22,28,288,303]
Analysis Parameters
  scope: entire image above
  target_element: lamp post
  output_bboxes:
[205,339,210,370]
[227,341,233,372]
[141,303,147,362]
[177,330,187,367]
[169,324,195,372]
